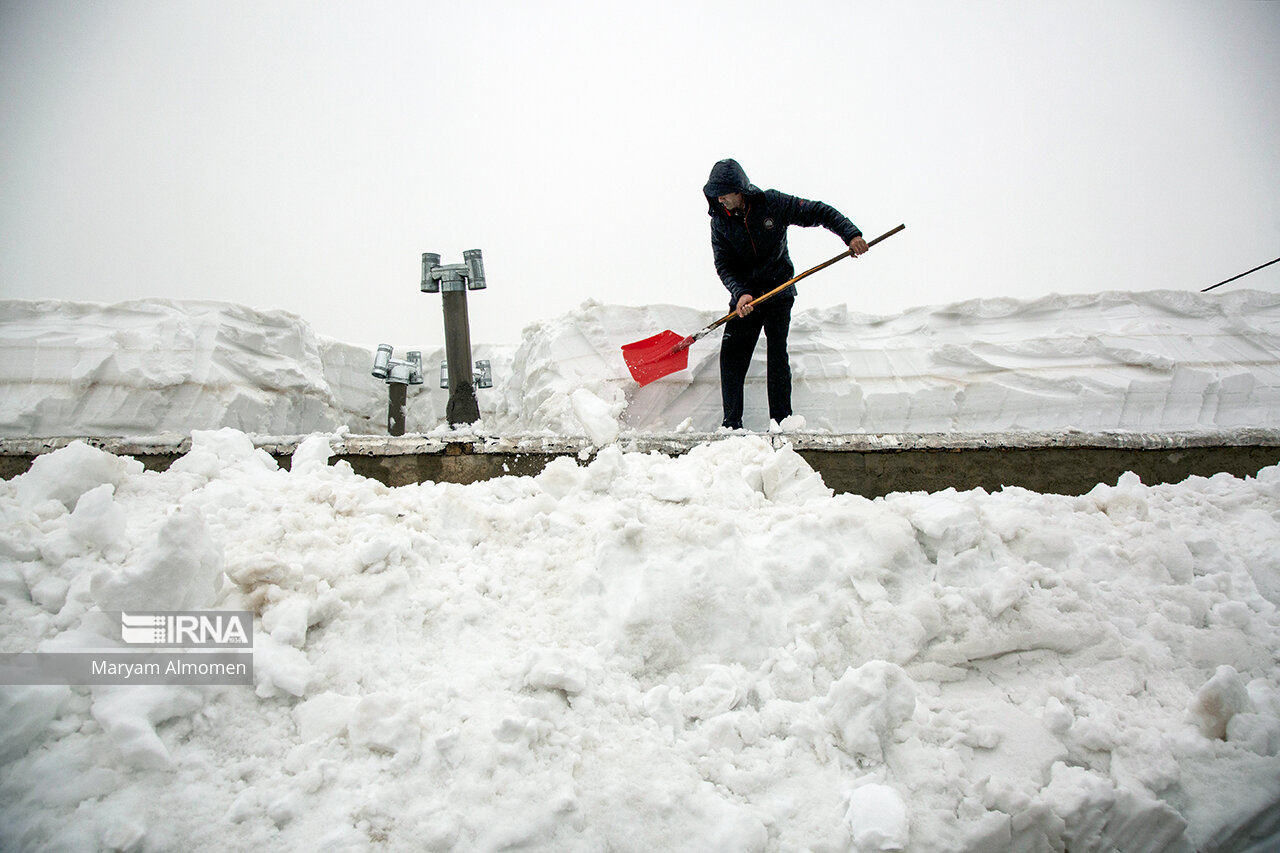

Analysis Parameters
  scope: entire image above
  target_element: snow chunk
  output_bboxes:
[827,661,918,761]
[290,433,334,473]
[14,441,142,511]
[0,685,70,764]
[260,594,312,647]
[68,484,128,558]
[253,633,311,698]
[90,505,223,611]
[90,686,203,770]
[760,443,832,503]
[168,427,278,479]
[523,647,591,695]
[347,692,420,755]
[844,782,910,851]
[682,665,745,720]
[294,691,360,742]
[570,387,622,446]
[1190,665,1253,740]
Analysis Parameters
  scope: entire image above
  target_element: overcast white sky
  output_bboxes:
[2,1,1277,351]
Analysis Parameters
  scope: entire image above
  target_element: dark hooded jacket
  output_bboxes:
[703,158,861,307]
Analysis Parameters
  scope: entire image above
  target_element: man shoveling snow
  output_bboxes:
[703,158,867,430]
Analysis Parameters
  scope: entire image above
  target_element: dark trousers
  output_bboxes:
[719,295,793,429]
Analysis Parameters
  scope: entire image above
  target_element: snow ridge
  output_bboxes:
[3,289,1278,440]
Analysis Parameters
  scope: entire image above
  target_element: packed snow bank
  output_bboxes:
[0,300,511,439]
[2,432,1279,851]
[4,289,1279,440]
[490,289,1280,435]
[0,300,377,437]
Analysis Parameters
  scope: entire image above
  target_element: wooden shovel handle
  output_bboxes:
[705,223,906,333]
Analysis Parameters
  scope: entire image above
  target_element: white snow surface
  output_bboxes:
[2,290,1280,851]
[2,288,1279,438]
[1,431,1279,851]
[0,299,511,439]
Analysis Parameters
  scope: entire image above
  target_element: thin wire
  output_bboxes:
[1202,256,1280,292]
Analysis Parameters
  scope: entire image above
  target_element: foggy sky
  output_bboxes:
[2,0,1277,351]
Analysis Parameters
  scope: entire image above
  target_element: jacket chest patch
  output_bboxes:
[763,218,775,229]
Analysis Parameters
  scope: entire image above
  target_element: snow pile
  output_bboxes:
[491,289,1280,435]
[2,431,1279,851]
[0,299,523,440]
[5,289,1279,440]
[0,300,380,437]
[487,303,710,442]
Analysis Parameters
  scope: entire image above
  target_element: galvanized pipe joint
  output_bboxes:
[421,249,486,426]
[371,346,423,436]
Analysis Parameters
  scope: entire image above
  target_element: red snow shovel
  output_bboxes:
[622,223,905,385]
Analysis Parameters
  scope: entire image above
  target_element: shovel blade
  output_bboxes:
[621,330,690,385]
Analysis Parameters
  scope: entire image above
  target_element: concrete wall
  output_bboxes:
[798,444,1280,497]
[4,430,1279,498]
